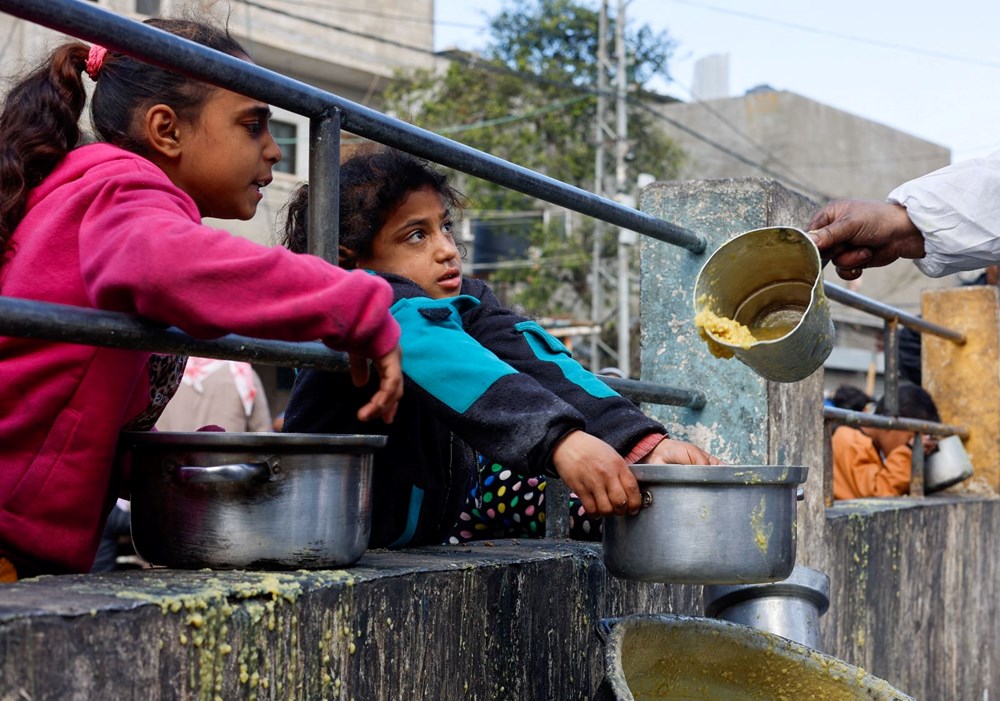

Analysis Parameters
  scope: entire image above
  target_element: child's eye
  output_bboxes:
[405,230,427,243]
[442,220,454,233]
[245,121,262,135]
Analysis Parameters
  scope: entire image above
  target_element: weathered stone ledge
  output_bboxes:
[0,540,699,701]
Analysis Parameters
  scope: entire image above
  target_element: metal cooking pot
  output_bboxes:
[925,434,974,493]
[693,226,834,383]
[703,564,831,651]
[122,431,386,570]
[602,464,807,584]
[593,615,914,701]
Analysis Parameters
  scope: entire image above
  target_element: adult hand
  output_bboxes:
[808,199,925,280]
[350,345,403,423]
[551,431,642,516]
[637,438,721,466]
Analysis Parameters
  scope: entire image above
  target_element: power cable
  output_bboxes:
[234,0,838,198]
[660,0,1000,70]
[436,94,591,134]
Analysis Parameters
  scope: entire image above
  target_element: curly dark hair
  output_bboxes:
[282,145,467,267]
[0,18,245,270]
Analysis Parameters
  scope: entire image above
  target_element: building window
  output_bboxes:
[271,120,298,175]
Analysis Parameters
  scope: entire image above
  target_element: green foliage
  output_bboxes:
[381,0,684,319]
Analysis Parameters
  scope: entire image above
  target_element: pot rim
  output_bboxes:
[629,463,807,486]
[120,431,387,451]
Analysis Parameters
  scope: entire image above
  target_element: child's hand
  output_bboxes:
[637,438,721,466]
[351,345,403,424]
[551,431,642,516]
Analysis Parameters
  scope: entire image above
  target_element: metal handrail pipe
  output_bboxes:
[0,297,700,408]
[0,296,350,372]
[823,283,965,344]
[823,406,969,440]
[601,377,706,409]
[0,0,705,254]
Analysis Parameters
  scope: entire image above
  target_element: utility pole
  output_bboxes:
[590,0,611,372]
[614,0,633,377]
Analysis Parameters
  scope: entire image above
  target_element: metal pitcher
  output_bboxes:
[693,226,834,383]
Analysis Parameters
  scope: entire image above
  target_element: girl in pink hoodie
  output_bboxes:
[0,18,402,579]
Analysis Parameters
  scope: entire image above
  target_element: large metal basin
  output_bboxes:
[123,431,385,570]
[603,464,807,584]
[595,615,913,701]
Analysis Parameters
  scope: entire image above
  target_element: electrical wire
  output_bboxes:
[234,0,871,199]
[660,0,1000,70]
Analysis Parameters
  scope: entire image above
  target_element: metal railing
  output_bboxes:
[0,0,705,410]
[821,282,969,501]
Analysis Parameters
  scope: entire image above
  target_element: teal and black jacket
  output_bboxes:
[283,274,666,548]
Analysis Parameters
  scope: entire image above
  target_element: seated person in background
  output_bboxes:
[833,384,940,499]
[280,145,719,548]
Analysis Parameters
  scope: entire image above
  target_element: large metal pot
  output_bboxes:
[593,615,913,701]
[122,431,385,569]
[602,464,807,584]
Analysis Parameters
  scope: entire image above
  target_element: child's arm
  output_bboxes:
[388,293,585,474]
[633,437,721,466]
[550,430,643,516]
[458,280,671,456]
[77,164,400,360]
[833,429,912,498]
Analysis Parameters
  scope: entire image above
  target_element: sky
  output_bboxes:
[433,0,1000,163]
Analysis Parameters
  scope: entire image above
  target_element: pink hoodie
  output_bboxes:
[0,144,399,575]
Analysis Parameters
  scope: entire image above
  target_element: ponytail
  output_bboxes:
[0,42,89,267]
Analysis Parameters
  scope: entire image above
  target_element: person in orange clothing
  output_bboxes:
[833,384,940,499]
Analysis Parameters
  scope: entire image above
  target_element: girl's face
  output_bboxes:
[356,186,462,299]
[171,88,282,220]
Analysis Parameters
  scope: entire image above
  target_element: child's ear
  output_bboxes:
[143,104,183,159]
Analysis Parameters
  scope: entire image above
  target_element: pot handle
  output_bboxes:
[173,458,277,484]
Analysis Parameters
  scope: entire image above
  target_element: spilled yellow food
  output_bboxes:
[694,308,757,358]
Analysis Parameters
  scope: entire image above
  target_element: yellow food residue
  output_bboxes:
[694,308,758,357]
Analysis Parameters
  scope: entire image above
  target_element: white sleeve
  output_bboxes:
[887,151,1000,277]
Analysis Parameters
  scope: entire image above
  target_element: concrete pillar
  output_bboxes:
[922,286,1000,491]
[637,178,827,566]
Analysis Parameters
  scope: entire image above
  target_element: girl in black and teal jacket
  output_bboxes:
[281,146,718,549]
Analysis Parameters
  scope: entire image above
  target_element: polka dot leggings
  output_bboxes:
[444,454,604,544]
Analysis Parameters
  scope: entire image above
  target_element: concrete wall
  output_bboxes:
[0,544,702,700]
[653,90,949,204]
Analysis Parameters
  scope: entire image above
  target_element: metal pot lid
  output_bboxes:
[628,463,807,486]
[120,431,387,452]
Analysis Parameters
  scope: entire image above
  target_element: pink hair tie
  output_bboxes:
[85,44,107,81]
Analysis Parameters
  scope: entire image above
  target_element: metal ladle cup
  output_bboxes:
[694,226,834,383]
